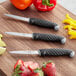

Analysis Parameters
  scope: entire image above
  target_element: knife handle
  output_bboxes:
[29,18,59,31]
[39,48,75,57]
[33,33,66,44]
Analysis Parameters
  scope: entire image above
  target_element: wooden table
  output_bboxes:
[0,1,76,76]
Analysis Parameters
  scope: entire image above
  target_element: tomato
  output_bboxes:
[10,0,33,10]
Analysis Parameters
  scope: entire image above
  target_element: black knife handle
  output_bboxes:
[33,33,66,44]
[29,18,59,31]
[39,48,75,57]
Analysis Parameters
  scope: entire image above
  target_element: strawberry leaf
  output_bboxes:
[15,65,21,72]
[48,60,53,63]
[43,63,46,68]
[16,71,22,73]
[34,68,41,73]
[16,74,20,76]
[34,69,44,76]
[12,65,22,76]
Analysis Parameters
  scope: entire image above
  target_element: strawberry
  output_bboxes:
[42,61,56,76]
[20,65,31,76]
[14,59,24,69]
[24,61,39,71]
[12,65,32,76]
[30,69,44,76]
[12,65,23,76]
[12,60,44,76]
[28,62,39,71]
[24,61,33,68]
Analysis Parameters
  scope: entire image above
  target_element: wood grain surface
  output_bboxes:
[0,1,76,76]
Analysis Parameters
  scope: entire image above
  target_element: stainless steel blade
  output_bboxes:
[9,51,39,55]
[5,32,33,38]
[4,14,30,22]
[0,0,6,3]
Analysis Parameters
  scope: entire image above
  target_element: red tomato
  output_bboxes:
[10,0,33,10]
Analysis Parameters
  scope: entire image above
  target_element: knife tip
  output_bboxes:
[9,51,12,54]
[9,51,16,54]
[4,14,12,17]
[5,32,9,34]
[4,14,9,16]
[5,32,13,35]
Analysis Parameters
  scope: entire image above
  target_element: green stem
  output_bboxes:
[45,0,54,6]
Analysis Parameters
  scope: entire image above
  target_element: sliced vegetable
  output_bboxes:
[10,0,33,10]
[33,0,56,11]
[0,34,6,47]
[0,47,6,55]
[63,14,76,39]
[0,34,6,55]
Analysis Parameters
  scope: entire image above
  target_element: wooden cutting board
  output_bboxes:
[0,1,76,76]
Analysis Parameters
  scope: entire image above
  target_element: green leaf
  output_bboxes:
[34,68,40,73]
[16,74,20,76]
[15,65,21,72]
[48,60,53,63]
[34,69,44,76]
[43,63,46,68]
[12,65,22,76]
[16,71,22,73]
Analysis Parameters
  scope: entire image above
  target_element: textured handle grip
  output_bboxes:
[29,18,59,31]
[39,48,75,57]
[33,33,66,44]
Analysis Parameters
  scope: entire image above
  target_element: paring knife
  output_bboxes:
[9,48,75,58]
[5,32,66,44]
[4,14,59,31]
